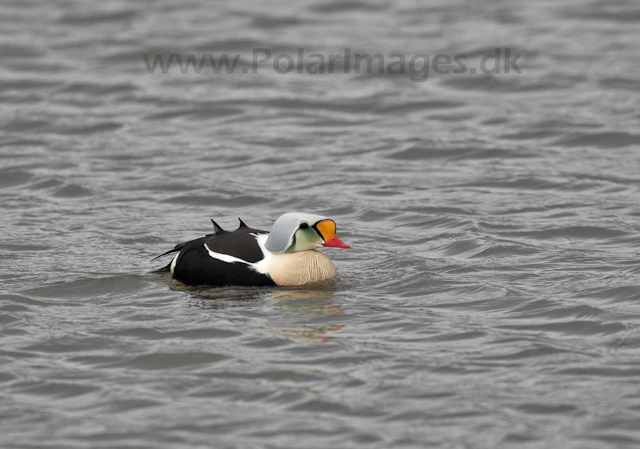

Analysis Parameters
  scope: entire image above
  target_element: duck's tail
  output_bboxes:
[151,242,186,274]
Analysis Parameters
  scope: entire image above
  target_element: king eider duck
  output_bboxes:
[153,212,352,287]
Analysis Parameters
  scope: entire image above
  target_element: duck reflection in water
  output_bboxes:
[181,284,345,342]
[268,287,345,342]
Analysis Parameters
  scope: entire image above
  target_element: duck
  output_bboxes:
[153,212,351,287]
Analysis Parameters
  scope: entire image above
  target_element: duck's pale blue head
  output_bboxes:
[264,212,351,253]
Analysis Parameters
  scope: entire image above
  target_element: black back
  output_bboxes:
[168,225,275,287]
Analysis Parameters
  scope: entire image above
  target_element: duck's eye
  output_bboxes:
[299,223,309,229]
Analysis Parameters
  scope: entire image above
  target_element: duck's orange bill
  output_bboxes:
[322,235,352,248]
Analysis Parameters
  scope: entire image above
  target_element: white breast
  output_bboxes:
[253,234,337,286]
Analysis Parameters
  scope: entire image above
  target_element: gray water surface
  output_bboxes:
[2,1,640,448]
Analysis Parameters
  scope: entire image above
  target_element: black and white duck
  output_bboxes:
[154,212,351,287]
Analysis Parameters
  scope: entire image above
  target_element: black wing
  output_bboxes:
[168,228,274,287]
